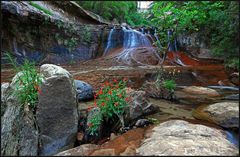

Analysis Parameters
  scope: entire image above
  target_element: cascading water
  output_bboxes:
[116,26,161,65]
[103,26,115,56]
[122,26,152,48]
[167,29,178,52]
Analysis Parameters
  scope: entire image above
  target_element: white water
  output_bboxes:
[103,26,115,56]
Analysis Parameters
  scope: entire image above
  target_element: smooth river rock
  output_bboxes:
[136,120,238,156]
[74,80,94,102]
[37,64,78,155]
[204,102,239,128]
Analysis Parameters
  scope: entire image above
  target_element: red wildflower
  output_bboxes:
[125,97,130,102]
[87,106,93,111]
[37,87,42,94]
[123,77,128,81]
[108,91,112,95]
[94,95,97,99]
[118,94,122,98]
[88,123,93,127]
[105,82,109,86]
[113,79,117,83]
[101,102,105,106]
[98,89,103,95]
[114,102,119,107]
[34,85,39,89]
[94,101,97,107]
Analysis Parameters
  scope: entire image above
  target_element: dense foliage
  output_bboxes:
[6,53,43,110]
[149,1,239,70]
[87,79,130,135]
[75,1,149,26]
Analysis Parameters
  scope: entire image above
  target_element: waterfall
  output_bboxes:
[103,26,115,56]
[122,26,151,49]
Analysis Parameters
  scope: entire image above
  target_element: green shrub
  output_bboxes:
[163,79,176,92]
[6,53,43,110]
[87,78,130,135]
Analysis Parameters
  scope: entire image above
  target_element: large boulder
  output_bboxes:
[36,64,78,155]
[1,72,38,156]
[74,80,94,102]
[203,102,239,128]
[136,120,238,156]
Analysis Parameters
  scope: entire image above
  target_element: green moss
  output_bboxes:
[29,1,53,16]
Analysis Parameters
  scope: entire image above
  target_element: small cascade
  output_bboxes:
[122,26,152,48]
[167,29,178,52]
[140,27,145,34]
[103,27,115,56]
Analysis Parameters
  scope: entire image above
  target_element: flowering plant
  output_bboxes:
[6,53,43,109]
[87,78,130,135]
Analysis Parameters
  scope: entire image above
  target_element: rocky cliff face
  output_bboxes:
[177,32,220,60]
[1,1,111,65]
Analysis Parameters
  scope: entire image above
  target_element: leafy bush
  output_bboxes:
[87,79,130,135]
[154,67,180,93]
[163,79,176,92]
[149,1,239,70]
[6,53,43,110]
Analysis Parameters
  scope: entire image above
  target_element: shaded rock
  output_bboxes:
[110,133,117,141]
[90,148,116,156]
[135,119,151,128]
[54,144,99,156]
[124,90,159,124]
[36,64,78,155]
[224,94,239,101]
[142,81,176,100]
[203,102,239,128]
[229,72,239,86]
[1,83,10,116]
[136,120,238,156]
[1,73,38,156]
[18,107,38,156]
[74,80,94,101]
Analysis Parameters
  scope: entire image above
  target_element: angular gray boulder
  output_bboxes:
[124,90,159,123]
[137,120,238,156]
[1,82,10,116]
[1,72,38,156]
[36,64,78,155]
